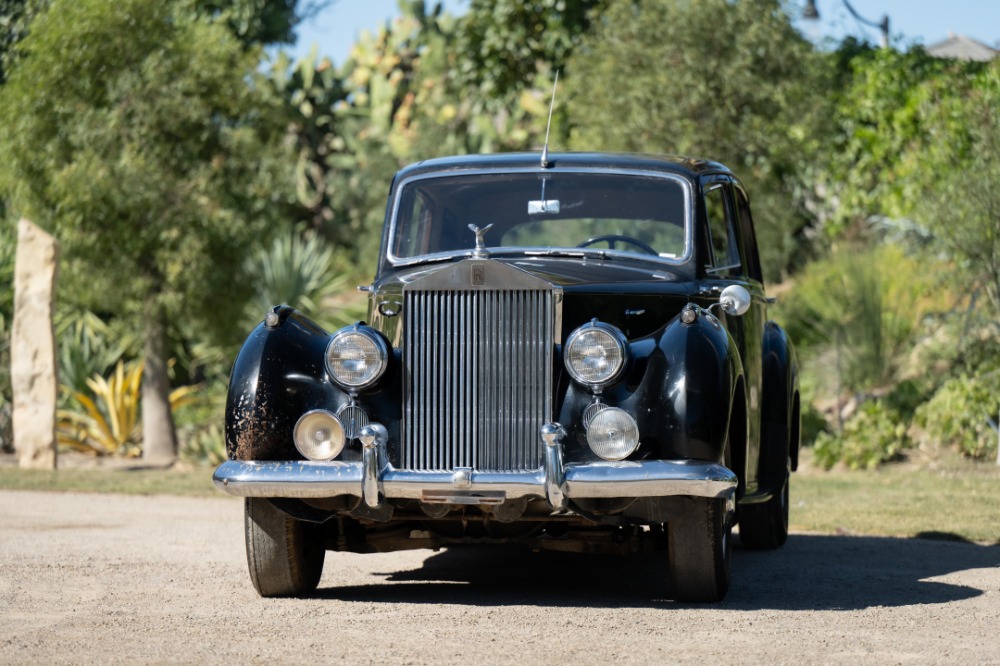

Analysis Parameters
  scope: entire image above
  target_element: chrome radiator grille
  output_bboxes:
[402,287,554,472]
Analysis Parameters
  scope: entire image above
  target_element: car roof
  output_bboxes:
[392,152,734,183]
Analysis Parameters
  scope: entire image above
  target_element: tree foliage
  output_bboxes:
[816,46,999,311]
[0,0,294,460]
[564,0,828,279]
[456,0,606,100]
[818,45,986,235]
[195,0,300,47]
[911,62,1000,312]
[272,1,561,269]
[0,0,37,83]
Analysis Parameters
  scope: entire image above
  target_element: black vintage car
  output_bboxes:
[214,152,800,602]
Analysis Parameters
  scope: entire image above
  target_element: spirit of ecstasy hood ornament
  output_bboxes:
[468,223,493,258]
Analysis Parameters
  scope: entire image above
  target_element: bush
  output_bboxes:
[179,423,226,466]
[243,227,363,331]
[813,399,910,470]
[777,244,950,392]
[916,372,1000,460]
[55,306,132,398]
[57,360,203,457]
[57,360,143,457]
[799,401,830,447]
[173,380,227,466]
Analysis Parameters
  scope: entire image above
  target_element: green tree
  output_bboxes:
[0,0,292,462]
[456,0,606,100]
[818,45,985,236]
[819,47,997,312]
[564,0,829,279]
[911,62,1000,313]
[269,0,602,270]
[1,0,303,83]
[195,0,301,47]
[274,1,526,268]
[0,0,42,84]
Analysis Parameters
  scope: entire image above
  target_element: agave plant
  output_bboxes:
[58,360,143,456]
[243,227,364,331]
[55,305,133,397]
[57,360,200,457]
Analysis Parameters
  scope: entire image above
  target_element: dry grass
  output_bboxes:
[791,449,1000,545]
[0,453,218,497]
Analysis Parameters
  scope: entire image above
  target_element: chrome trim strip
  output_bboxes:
[212,459,737,502]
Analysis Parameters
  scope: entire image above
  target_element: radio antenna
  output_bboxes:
[540,70,559,168]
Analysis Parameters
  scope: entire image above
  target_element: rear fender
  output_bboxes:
[759,320,800,488]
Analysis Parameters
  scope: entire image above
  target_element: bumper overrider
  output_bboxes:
[213,423,737,512]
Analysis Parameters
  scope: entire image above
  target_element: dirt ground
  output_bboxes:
[1,489,999,665]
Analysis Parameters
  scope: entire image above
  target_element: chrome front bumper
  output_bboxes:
[213,422,737,511]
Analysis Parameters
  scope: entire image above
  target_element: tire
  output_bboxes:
[244,498,325,597]
[738,472,789,550]
[667,497,732,602]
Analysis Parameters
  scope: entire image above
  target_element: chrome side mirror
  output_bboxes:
[719,285,751,316]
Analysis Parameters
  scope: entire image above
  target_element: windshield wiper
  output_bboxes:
[522,249,610,259]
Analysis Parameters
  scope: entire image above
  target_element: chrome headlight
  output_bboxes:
[563,321,628,388]
[586,407,640,461]
[294,409,346,461]
[325,326,389,390]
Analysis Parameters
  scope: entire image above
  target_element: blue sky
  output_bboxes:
[287,0,1000,67]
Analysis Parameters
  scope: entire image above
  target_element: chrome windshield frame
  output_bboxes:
[384,166,695,269]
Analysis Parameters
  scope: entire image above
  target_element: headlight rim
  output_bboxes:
[325,324,390,391]
[563,320,629,389]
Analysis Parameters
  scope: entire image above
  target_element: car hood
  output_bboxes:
[370,257,704,343]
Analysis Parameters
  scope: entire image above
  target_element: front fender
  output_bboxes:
[560,310,743,465]
[649,311,744,463]
[225,306,346,460]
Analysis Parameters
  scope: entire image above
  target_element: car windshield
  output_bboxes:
[388,170,690,263]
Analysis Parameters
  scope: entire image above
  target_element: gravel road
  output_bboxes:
[2,489,999,665]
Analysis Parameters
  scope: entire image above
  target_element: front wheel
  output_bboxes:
[244,498,325,597]
[738,473,789,549]
[667,497,732,602]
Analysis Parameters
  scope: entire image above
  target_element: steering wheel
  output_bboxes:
[577,234,658,255]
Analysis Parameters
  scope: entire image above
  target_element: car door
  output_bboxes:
[701,174,766,495]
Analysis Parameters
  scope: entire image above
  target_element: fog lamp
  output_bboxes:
[586,407,640,461]
[294,410,346,461]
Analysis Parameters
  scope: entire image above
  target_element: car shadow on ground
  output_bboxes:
[314,533,1000,610]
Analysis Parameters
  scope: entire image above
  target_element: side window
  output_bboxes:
[394,190,433,257]
[733,185,763,282]
[704,183,742,274]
